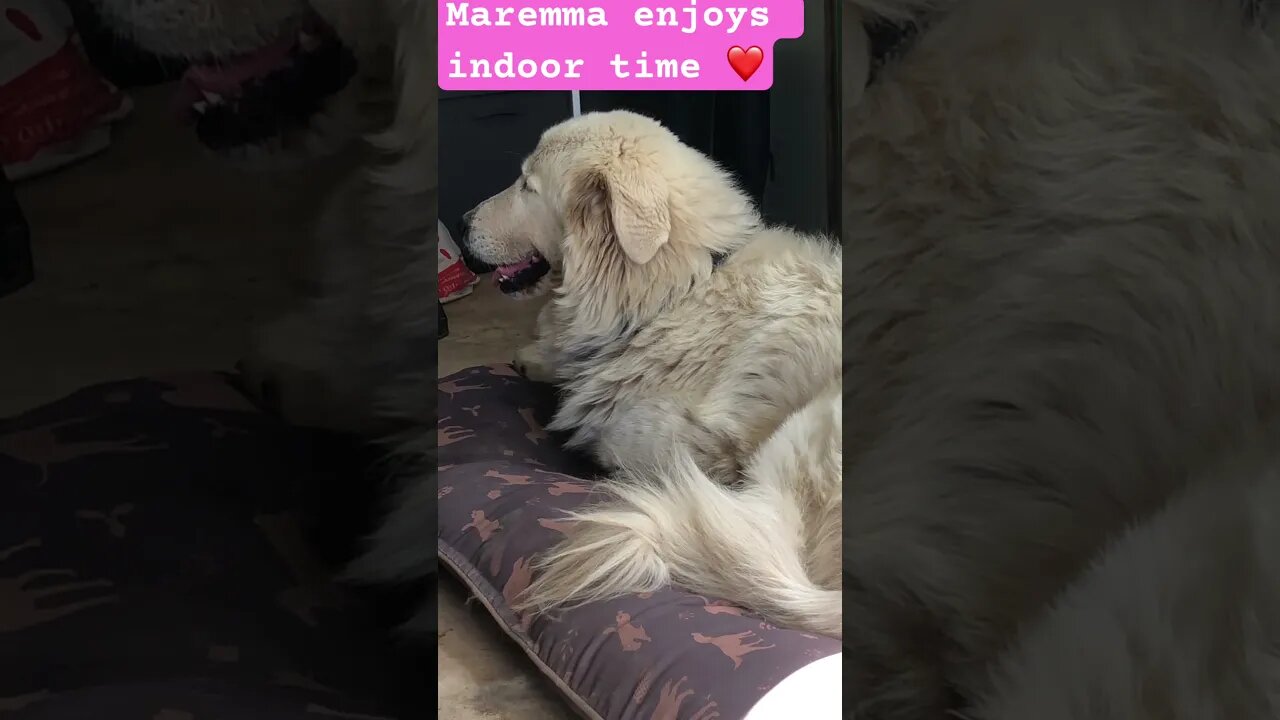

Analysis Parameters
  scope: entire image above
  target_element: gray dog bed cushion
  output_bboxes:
[437,365,842,719]
[0,372,432,717]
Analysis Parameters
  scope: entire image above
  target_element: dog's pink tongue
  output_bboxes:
[170,30,300,121]
[496,256,537,279]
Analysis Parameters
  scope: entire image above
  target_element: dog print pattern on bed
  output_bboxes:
[0,372,425,718]
[437,365,841,720]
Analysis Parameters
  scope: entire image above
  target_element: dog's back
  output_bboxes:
[549,227,842,481]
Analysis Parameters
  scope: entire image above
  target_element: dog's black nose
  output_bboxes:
[455,208,493,275]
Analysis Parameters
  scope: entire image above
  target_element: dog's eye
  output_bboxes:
[521,176,536,193]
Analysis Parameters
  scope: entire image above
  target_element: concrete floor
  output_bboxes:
[2,85,570,719]
[1,85,346,416]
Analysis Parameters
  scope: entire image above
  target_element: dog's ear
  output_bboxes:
[567,159,670,265]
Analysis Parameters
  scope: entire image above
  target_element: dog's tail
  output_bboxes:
[518,392,843,637]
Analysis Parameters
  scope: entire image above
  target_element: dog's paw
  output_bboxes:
[514,359,556,384]
[514,344,556,383]
[235,347,387,436]
[506,275,554,301]
[235,351,318,421]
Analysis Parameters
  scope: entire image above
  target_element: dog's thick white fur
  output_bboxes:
[432,110,844,635]
[519,382,843,636]
[461,113,840,480]
[838,0,1280,716]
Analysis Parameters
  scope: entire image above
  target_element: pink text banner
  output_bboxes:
[439,0,805,91]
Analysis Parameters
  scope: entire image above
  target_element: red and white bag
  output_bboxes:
[439,220,479,303]
[0,0,131,180]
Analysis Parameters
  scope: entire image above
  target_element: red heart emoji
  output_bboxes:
[727,45,764,82]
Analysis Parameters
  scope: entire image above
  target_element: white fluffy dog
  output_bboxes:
[459,110,844,637]
[377,109,844,638]
[839,0,1280,717]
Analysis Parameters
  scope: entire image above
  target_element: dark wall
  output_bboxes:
[579,91,772,212]
[438,91,573,241]
[439,90,774,241]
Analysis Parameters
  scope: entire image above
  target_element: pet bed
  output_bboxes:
[0,372,430,717]
[437,365,842,720]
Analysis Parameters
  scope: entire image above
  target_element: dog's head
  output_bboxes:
[462,110,760,306]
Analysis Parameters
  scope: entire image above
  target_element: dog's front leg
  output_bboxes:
[514,343,557,383]
[514,302,558,383]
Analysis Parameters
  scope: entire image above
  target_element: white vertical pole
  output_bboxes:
[571,90,582,117]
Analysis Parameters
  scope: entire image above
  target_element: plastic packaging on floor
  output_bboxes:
[0,0,132,180]
[439,219,479,303]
